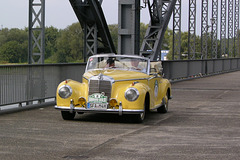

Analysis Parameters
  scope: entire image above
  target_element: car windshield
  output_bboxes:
[86,55,149,74]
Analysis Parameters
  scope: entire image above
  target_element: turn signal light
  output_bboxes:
[109,99,118,108]
[78,97,86,107]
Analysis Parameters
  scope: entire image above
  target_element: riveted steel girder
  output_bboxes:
[234,0,239,57]
[211,0,218,59]
[140,0,176,61]
[173,0,181,60]
[220,0,227,58]
[188,0,196,60]
[28,0,45,64]
[70,0,116,61]
[201,0,208,59]
[228,0,234,57]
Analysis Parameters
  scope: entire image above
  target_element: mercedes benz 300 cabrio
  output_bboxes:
[55,54,171,122]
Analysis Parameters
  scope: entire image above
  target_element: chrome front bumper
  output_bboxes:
[54,103,144,116]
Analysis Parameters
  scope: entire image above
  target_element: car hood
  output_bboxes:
[83,69,149,81]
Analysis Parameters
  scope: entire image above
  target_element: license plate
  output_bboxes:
[87,103,108,109]
[88,93,108,109]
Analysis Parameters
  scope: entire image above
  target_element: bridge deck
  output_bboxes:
[0,71,240,160]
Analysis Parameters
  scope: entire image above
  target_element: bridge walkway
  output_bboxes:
[0,71,239,160]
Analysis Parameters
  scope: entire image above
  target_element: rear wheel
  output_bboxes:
[61,111,76,120]
[157,93,169,113]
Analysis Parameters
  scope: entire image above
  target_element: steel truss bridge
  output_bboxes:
[1,0,240,111]
[29,0,240,63]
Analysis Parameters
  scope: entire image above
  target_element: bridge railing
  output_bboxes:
[163,58,240,81]
[0,58,240,112]
[0,63,86,111]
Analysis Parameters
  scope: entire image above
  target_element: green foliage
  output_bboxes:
[0,41,27,63]
[45,26,60,60]
[168,32,203,60]
[1,22,239,64]
[55,23,84,63]
[0,28,28,63]
[140,23,148,45]
[0,22,175,64]
[108,24,118,51]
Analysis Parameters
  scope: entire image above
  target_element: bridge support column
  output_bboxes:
[84,24,98,61]
[28,0,45,64]
[228,0,234,57]
[188,0,196,60]
[234,0,239,57]
[201,0,208,60]
[118,0,140,55]
[220,0,227,58]
[173,0,181,60]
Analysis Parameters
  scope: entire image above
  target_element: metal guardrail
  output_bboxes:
[0,63,86,111]
[162,58,240,81]
[0,58,240,112]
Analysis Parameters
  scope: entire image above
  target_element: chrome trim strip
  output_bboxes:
[88,54,148,60]
[86,76,156,82]
[89,74,114,83]
[148,76,156,81]
[86,68,149,75]
[55,105,144,114]
[115,78,148,82]
[83,76,88,81]
[86,76,153,82]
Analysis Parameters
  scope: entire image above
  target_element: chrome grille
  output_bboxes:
[89,80,112,100]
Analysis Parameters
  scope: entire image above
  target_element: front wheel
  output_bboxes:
[61,111,76,120]
[132,101,146,123]
[132,111,145,123]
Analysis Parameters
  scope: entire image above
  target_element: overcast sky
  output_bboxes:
[0,0,148,29]
[0,0,206,34]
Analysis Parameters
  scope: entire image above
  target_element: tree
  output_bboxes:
[0,28,28,63]
[0,41,26,63]
[55,23,84,63]
[45,26,59,60]
[108,24,118,51]
[140,23,148,45]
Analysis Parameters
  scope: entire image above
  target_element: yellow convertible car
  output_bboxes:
[55,54,171,122]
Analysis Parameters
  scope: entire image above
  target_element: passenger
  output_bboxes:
[130,58,146,73]
[130,59,141,70]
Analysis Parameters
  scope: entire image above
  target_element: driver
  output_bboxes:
[106,58,115,68]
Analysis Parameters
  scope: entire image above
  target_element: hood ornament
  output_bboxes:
[89,73,114,84]
[98,73,103,80]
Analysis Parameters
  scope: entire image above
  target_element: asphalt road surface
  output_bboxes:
[0,71,240,160]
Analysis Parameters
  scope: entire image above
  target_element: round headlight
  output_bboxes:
[58,85,72,99]
[125,88,139,101]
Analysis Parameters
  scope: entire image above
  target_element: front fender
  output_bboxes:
[111,82,150,110]
[56,79,88,107]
